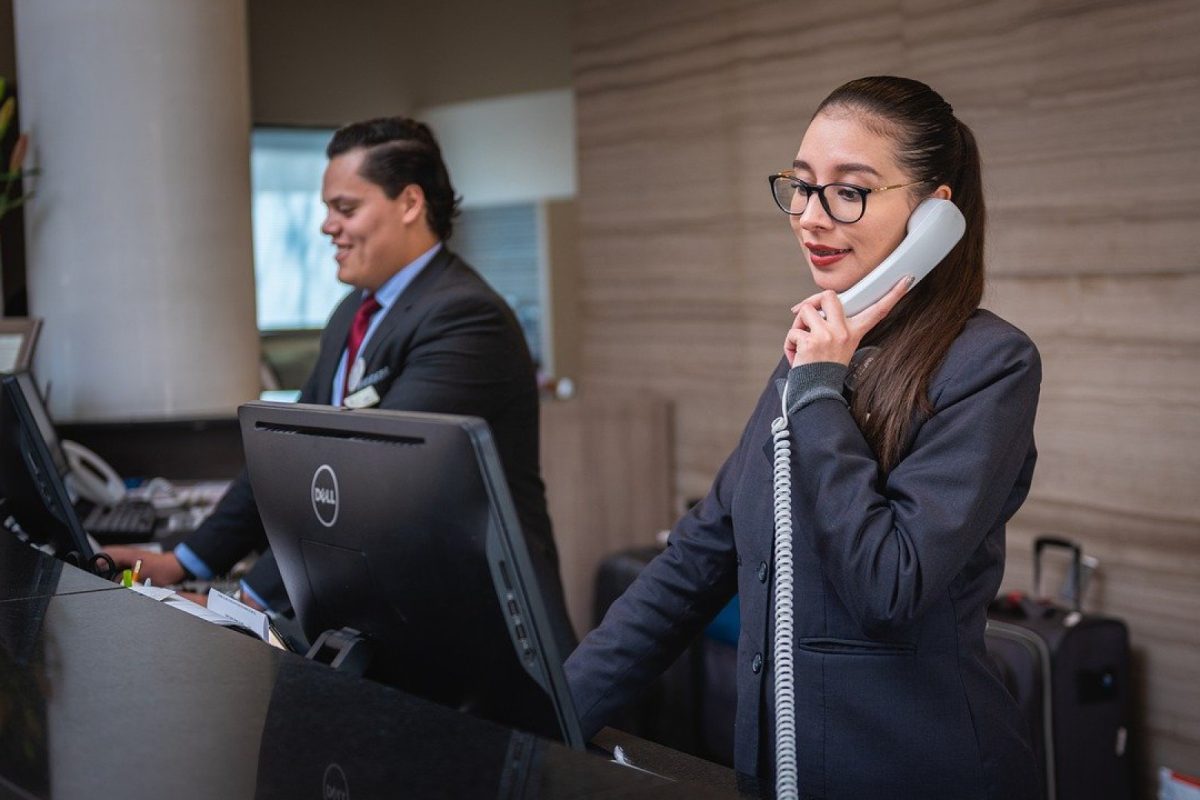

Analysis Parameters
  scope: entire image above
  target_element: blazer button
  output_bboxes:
[752,652,763,674]
[757,561,768,583]
[736,553,742,566]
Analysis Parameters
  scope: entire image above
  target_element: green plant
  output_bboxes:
[0,76,34,220]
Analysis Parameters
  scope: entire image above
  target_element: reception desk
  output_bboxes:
[0,535,751,798]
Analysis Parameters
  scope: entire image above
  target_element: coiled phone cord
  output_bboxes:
[771,406,799,800]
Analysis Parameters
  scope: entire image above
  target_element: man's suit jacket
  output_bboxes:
[183,248,567,642]
[565,310,1043,799]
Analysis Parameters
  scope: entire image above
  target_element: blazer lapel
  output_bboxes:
[357,247,456,367]
[311,293,360,405]
[761,377,789,462]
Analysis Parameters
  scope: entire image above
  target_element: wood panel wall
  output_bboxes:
[572,0,1200,789]
[541,393,675,637]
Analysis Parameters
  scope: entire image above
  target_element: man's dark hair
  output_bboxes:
[326,117,461,240]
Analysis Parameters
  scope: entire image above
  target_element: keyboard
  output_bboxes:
[84,500,160,544]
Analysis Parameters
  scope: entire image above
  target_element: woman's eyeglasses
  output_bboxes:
[768,173,934,224]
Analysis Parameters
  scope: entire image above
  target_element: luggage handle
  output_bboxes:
[1033,535,1082,612]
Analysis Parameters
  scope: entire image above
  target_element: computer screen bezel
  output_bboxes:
[0,318,43,374]
[239,401,584,749]
[0,371,95,564]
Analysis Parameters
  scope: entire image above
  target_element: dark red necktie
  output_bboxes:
[343,293,382,399]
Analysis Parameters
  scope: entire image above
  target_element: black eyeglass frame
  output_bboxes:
[768,173,936,224]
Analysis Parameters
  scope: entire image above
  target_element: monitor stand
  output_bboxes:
[305,626,374,676]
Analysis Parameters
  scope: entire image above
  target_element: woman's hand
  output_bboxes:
[784,276,912,367]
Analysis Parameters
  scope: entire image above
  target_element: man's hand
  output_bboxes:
[175,590,208,607]
[238,589,266,612]
[104,546,186,586]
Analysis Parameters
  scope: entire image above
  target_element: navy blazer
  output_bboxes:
[565,310,1043,799]
[182,249,571,648]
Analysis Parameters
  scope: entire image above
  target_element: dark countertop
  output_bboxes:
[0,538,749,799]
[0,533,118,601]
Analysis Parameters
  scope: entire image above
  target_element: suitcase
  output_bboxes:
[986,535,1134,800]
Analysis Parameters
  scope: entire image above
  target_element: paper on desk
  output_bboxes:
[127,583,177,602]
[207,588,270,642]
[126,583,268,641]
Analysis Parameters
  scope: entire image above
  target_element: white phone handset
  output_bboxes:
[62,439,126,507]
[836,198,966,317]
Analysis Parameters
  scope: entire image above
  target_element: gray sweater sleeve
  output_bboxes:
[784,361,848,415]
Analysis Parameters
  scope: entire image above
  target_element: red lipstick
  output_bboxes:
[805,242,851,268]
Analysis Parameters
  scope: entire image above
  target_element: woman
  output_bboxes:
[565,76,1042,799]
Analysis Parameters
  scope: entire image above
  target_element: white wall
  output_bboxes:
[420,89,576,209]
[14,0,259,421]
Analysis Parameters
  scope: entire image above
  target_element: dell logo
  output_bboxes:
[322,763,349,800]
[311,464,340,528]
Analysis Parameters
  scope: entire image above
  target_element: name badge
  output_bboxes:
[344,384,381,409]
[348,357,367,392]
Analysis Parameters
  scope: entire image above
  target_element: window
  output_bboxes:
[250,128,342,331]
[452,203,543,367]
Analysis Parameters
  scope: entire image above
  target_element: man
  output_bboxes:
[110,118,569,648]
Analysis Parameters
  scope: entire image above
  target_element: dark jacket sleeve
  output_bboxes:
[787,328,1041,638]
[178,348,329,578]
[179,469,264,575]
[242,548,287,613]
[561,387,772,738]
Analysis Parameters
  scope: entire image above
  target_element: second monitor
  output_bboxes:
[0,371,96,566]
[239,402,583,748]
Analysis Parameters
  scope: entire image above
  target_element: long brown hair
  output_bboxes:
[815,76,986,472]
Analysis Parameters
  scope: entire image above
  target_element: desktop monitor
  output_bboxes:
[0,371,95,565]
[239,402,584,749]
[0,318,42,374]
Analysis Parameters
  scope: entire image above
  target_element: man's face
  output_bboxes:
[320,149,418,291]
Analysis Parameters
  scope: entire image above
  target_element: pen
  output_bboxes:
[131,559,142,584]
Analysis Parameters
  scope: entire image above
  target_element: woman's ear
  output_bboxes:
[932,183,952,201]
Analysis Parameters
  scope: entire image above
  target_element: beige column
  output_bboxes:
[14,0,258,420]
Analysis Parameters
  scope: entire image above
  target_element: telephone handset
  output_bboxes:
[836,198,966,317]
[62,439,127,507]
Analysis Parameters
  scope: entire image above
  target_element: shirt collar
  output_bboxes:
[367,241,443,309]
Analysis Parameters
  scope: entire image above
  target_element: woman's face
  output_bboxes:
[790,111,937,293]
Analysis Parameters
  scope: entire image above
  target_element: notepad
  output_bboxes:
[207,588,270,642]
[126,582,286,649]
